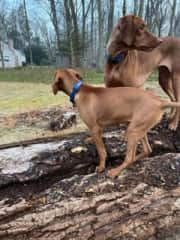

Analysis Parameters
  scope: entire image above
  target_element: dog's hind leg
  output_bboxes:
[158,66,176,119]
[169,74,180,130]
[107,136,137,179]
[107,123,142,178]
[134,134,152,161]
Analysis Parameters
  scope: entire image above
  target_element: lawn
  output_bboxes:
[0,67,158,115]
[0,67,160,145]
[0,67,104,115]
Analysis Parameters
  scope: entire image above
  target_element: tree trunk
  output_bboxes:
[138,0,145,19]
[64,0,73,66]
[168,0,177,36]
[0,165,179,240]
[97,0,104,70]
[122,0,127,16]
[49,0,61,54]
[90,0,95,63]
[23,0,33,65]
[0,117,179,239]
[0,41,5,69]
[69,0,81,67]
[106,0,114,43]
[133,0,138,16]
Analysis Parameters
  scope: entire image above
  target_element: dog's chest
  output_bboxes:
[108,66,147,87]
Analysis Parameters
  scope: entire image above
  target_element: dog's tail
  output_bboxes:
[161,100,180,109]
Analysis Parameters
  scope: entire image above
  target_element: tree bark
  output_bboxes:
[97,0,104,70]
[0,153,179,239]
[106,0,114,43]
[168,0,177,36]
[0,41,5,69]
[81,0,91,58]
[69,0,81,66]
[23,0,33,65]
[122,0,127,16]
[49,0,61,54]
[133,0,138,16]
[138,0,145,19]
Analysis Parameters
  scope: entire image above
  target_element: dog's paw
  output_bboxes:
[107,169,119,179]
[95,165,105,173]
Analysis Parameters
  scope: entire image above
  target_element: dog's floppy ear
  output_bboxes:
[120,15,136,46]
[75,71,83,80]
[52,71,62,95]
[68,69,83,80]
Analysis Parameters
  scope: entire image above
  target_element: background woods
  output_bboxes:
[0,0,180,68]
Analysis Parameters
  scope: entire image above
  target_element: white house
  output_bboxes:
[0,40,26,68]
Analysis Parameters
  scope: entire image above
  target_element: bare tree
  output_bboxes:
[23,0,33,65]
[138,0,145,19]
[48,0,61,53]
[168,0,177,36]
[90,0,95,60]
[0,0,8,69]
[122,0,127,16]
[133,0,138,15]
[69,0,81,66]
[81,0,91,57]
[0,16,5,69]
[97,0,105,70]
[154,0,168,36]
[107,0,115,42]
[174,12,180,36]
[37,20,54,63]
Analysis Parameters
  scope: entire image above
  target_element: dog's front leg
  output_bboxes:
[91,126,107,173]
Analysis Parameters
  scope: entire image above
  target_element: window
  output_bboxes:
[0,56,10,62]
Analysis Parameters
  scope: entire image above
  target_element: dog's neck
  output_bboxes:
[62,79,83,103]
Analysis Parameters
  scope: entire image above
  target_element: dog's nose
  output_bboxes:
[158,38,163,43]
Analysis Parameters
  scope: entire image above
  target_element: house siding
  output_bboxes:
[0,41,26,68]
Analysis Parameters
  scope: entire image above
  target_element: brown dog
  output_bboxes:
[52,68,180,178]
[106,15,180,130]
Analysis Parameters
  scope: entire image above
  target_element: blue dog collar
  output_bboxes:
[70,80,83,103]
[106,53,126,64]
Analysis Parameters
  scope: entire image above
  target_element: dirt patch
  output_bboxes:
[0,106,81,145]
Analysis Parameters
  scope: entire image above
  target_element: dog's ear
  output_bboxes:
[75,71,83,80]
[69,69,83,80]
[52,71,63,95]
[120,15,136,46]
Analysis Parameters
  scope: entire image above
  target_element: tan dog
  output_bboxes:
[106,15,180,130]
[52,68,180,178]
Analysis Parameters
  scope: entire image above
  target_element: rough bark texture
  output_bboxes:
[0,117,179,239]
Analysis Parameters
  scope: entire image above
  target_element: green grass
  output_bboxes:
[0,67,105,115]
[0,67,159,115]
[0,67,55,84]
[0,67,104,84]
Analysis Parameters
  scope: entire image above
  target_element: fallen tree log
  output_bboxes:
[0,153,179,240]
[0,117,179,239]
[0,117,179,188]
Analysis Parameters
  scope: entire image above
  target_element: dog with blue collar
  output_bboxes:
[52,68,180,179]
